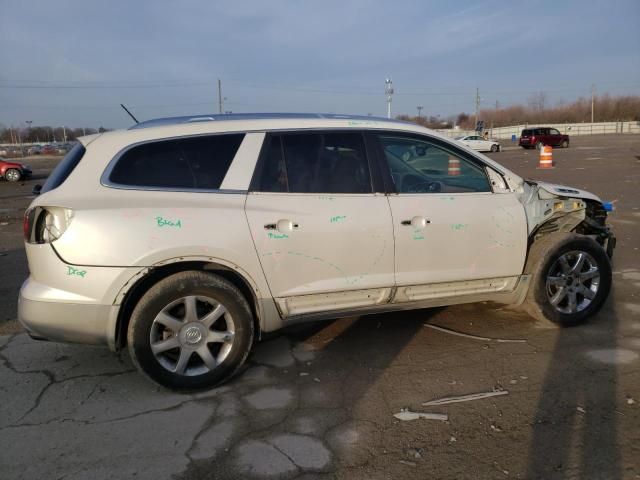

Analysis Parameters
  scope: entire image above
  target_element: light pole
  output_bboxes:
[385,78,394,119]
[417,106,423,120]
[26,120,33,144]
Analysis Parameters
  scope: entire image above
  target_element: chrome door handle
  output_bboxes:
[401,217,430,228]
[265,220,299,232]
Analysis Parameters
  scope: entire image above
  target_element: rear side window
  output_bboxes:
[254,132,372,194]
[41,143,85,193]
[108,134,244,190]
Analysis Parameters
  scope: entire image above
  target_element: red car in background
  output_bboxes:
[0,158,32,182]
[519,127,570,149]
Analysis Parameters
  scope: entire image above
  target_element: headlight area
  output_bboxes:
[574,200,616,258]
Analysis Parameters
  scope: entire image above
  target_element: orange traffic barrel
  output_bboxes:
[448,157,461,176]
[538,145,554,169]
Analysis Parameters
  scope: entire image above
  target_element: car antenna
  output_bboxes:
[120,103,139,124]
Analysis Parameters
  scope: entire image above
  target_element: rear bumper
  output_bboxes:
[18,278,116,347]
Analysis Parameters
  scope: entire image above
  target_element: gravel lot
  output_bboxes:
[1,135,639,479]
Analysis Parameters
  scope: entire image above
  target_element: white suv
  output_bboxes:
[19,113,616,390]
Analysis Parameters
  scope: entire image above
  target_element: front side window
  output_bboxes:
[550,128,560,135]
[378,134,491,194]
[108,134,244,190]
[254,132,372,194]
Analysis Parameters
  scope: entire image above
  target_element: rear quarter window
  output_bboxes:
[41,143,86,193]
[522,129,532,136]
[107,134,244,190]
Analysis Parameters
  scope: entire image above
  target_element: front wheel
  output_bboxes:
[127,271,254,390]
[561,140,569,148]
[523,233,611,327]
[5,168,21,182]
[490,144,499,152]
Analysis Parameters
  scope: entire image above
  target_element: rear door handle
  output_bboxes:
[401,216,430,228]
[265,219,299,232]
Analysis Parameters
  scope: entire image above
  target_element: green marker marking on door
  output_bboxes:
[268,232,289,239]
[330,215,347,223]
[451,223,468,231]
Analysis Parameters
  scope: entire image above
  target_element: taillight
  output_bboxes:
[23,206,73,244]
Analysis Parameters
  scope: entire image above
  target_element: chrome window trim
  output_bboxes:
[101,126,503,194]
[100,131,248,193]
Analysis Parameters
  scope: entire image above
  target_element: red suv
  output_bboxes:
[519,127,570,149]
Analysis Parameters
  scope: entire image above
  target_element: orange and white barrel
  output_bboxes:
[448,157,461,176]
[538,145,554,169]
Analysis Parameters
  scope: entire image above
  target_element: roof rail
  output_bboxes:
[128,112,406,130]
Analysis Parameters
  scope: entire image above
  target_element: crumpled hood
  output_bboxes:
[534,181,602,203]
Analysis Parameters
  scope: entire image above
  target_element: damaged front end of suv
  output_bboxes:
[520,180,616,257]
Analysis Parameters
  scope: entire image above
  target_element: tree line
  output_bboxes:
[398,94,640,130]
[0,125,110,144]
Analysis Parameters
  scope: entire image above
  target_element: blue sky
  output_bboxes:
[1,0,639,128]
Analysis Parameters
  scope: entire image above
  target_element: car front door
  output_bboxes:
[549,128,562,146]
[466,135,482,151]
[245,131,396,317]
[373,132,527,300]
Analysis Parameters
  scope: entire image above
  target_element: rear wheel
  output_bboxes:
[5,168,21,182]
[490,144,499,152]
[523,233,611,327]
[535,141,544,150]
[128,271,254,390]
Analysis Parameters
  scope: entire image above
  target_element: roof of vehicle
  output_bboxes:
[128,112,410,130]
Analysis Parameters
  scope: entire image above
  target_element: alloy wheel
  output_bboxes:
[546,250,600,314]
[149,295,235,376]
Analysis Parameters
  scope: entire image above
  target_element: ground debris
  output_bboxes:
[422,389,509,406]
[424,323,526,343]
[394,408,448,422]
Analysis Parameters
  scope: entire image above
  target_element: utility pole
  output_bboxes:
[385,78,394,119]
[474,87,480,130]
[591,84,595,124]
[218,78,223,114]
[62,125,67,143]
[417,105,423,120]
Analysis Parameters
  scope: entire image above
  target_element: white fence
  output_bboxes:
[436,121,640,140]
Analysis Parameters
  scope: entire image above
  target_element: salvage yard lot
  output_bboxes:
[0,134,639,479]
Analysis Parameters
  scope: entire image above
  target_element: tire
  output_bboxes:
[127,271,255,390]
[5,168,21,182]
[490,144,498,152]
[561,140,569,148]
[535,141,544,150]
[523,233,611,327]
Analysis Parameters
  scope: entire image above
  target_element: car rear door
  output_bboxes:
[373,131,527,299]
[244,130,396,317]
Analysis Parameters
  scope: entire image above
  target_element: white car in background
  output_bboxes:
[456,135,501,152]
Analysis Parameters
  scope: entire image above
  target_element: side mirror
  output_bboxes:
[32,184,42,196]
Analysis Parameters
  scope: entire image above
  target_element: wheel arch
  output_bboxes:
[113,258,264,350]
